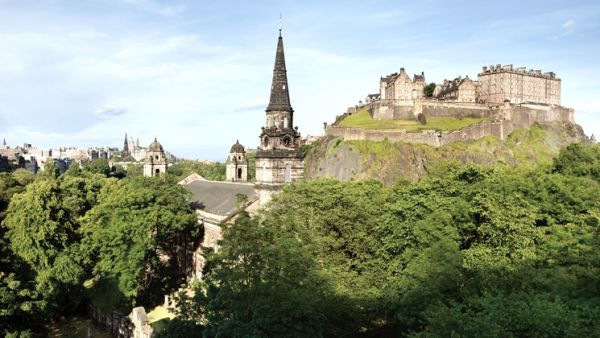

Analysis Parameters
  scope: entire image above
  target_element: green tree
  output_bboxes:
[85,158,110,177]
[552,143,600,181]
[2,179,86,315]
[80,176,197,309]
[424,82,436,97]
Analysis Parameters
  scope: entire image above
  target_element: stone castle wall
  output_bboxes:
[327,104,575,147]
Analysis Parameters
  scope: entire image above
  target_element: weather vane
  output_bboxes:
[279,13,283,35]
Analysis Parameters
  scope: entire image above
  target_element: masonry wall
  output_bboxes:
[421,102,493,118]
[327,104,574,147]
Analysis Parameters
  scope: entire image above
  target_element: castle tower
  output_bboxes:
[226,140,248,182]
[143,138,167,177]
[122,133,129,157]
[254,29,304,206]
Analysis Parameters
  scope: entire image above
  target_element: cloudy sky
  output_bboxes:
[0,0,599,160]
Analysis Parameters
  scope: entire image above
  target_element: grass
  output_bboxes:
[339,110,486,132]
[147,305,176,323]
[47,316,111,338]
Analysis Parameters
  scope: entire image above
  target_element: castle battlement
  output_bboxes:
[479,64,559,80]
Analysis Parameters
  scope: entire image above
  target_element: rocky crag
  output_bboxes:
[305,122,589,186]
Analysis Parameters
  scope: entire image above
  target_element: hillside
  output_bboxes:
[305,122,589,185]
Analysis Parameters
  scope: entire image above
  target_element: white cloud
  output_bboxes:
[554,19,575,38]
[95,106,127,117]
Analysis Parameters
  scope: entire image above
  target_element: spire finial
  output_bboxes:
[279,13,282,37]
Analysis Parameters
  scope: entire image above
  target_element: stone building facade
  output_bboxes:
[225,140,248,182]
[143,138,167,177]
[435,76,477,102]
[255,29,304,206]
[380,68,425,102]
[356,64,564,121]
[478,64,561,105]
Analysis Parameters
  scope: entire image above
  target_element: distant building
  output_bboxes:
[122,133,148,161]
[225,140,248,182]
[143,138,167,177]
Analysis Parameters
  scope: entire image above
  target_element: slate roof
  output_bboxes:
[185,180,257,217]
[437,76,470,98]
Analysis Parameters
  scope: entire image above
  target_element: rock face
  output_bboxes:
[305,122,589,186]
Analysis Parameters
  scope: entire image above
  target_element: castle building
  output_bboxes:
[478,64,561,105]
[254,29,304,206]
[380,68,425,101]
[226,140,248,182]
[143,138,167,177]
[435,76,477,102]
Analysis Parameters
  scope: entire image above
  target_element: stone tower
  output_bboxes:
[143,138,167,177]
[226,140,248,182]
[122,133,130,157]
[254,29,304,206]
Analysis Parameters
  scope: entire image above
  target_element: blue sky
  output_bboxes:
[0,0,599,160]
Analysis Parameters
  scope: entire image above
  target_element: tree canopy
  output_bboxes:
[162,143,600,337]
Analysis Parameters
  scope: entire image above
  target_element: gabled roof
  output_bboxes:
[185,179,257,218]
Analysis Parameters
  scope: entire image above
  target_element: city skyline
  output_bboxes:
[1,0,599,160]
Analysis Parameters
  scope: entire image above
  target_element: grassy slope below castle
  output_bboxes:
[339,110,486,131]
[305,122,587,185]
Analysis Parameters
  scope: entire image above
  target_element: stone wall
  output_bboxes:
[87,303,132,337]
[421,101,494,118]
[326,103,574,147]
[336,100,575,148]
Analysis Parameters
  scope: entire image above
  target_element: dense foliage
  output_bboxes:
[164,143,600,337]
[0,166,197,336]
[168,160,227,181]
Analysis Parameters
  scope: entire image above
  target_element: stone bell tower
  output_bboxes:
[143,138,167,177]
[254,29,304,206]
[226,140,248,182]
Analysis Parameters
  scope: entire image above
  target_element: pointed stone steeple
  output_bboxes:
[2,138,6,147]
[123,133,129,156]
[255,29,304,207]
[266,32,293,113]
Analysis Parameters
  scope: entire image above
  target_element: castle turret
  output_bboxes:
[255,29,304,206]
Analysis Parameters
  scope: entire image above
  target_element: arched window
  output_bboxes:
[155,155,159,160]
[155,168,160,175]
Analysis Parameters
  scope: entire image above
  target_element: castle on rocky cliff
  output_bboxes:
[328,64,577,147]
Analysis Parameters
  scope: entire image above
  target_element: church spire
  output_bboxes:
[266,30,292,113]
[123,132,129,156]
